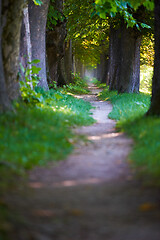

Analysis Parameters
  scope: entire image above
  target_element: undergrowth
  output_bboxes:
[99,88,160,186]
[0,88,94,171]
[63,74,90,94]
[91,77,106,88]
[0,65,94,238]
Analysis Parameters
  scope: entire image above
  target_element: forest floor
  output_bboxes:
[4,86,160,240]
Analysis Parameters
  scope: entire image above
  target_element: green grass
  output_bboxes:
[0,88,94,171]
[63,74,91,95]
[99,88,160,186]
[63,84,90,94]
[0,86,95,239]
[91,77,106,88]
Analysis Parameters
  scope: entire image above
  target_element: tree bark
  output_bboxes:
[74,57,85,79]
[64,40,73,82]
[147,0,160,115]
[57,57,68,86]
[28,0,50,90]
[118,21,141,93]
[20,6,32,67]
[97,52,109,83]
[107,24,121,91]
[46,0,66,86]
[2,0,26,101]
[20,5,33,88]
[0,0,12,112]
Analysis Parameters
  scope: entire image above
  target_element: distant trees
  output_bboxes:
[95,1,153,93]
[1,0,160,117]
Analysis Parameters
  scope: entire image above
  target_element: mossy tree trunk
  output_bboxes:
[2,0,26,101]
[28,0,49,90]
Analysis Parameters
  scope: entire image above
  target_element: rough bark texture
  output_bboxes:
[46,0,66,86]
[107,25,121,91]
[147,0,160,115]
[97,52,109,83]
[64,40,73,82]
[20,6,32,71]
[57,57,67,86]
[28,0,50,90]
[118,21,141,93]
[2,0,26,100]
[56,40,74,86]
[0,0,12,112]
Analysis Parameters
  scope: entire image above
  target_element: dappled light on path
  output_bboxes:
[29,178,106,188]
[88,132,123,141]
[5,86,160,240]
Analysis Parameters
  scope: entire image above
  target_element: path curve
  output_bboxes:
[6,86,160,240]
[29,86,133,187]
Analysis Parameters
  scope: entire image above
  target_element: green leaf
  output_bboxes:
[141,23,151,29]
[31,66,41,75]
[32,0,43,6]
[28,59,40,65]
[99,12,106,19]
[54,93,63,100]
[25,68,32,77]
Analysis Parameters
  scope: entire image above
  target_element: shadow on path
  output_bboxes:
[5,86,160,240]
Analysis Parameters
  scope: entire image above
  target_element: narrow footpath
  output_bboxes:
[6,86,160,240]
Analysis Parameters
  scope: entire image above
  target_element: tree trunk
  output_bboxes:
[96,62,101,82]
[93,68,98,79]
[57,57,68,86]
[57,40,74,86]
[97,52,109,83]
[107,24,121,91]
[147,0,160,115]
[64,40,73,82]
[20,5,32,87]
[2,0,26,101]
[75,57,85,79]
[0,0,12,112]
[118,21,141,93]
[28,0,49,90]
[46,0,66,86]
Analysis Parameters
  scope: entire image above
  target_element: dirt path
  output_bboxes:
[6,87,160,240]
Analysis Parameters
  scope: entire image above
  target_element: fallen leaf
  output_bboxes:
[139,202,157,212]
[32,209,55,217]
[67,209,84,217]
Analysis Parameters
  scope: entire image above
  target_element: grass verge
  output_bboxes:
[0,88,94,171]
[0,86,95,238]
[63,74,91,95]
[99,88,160,186]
